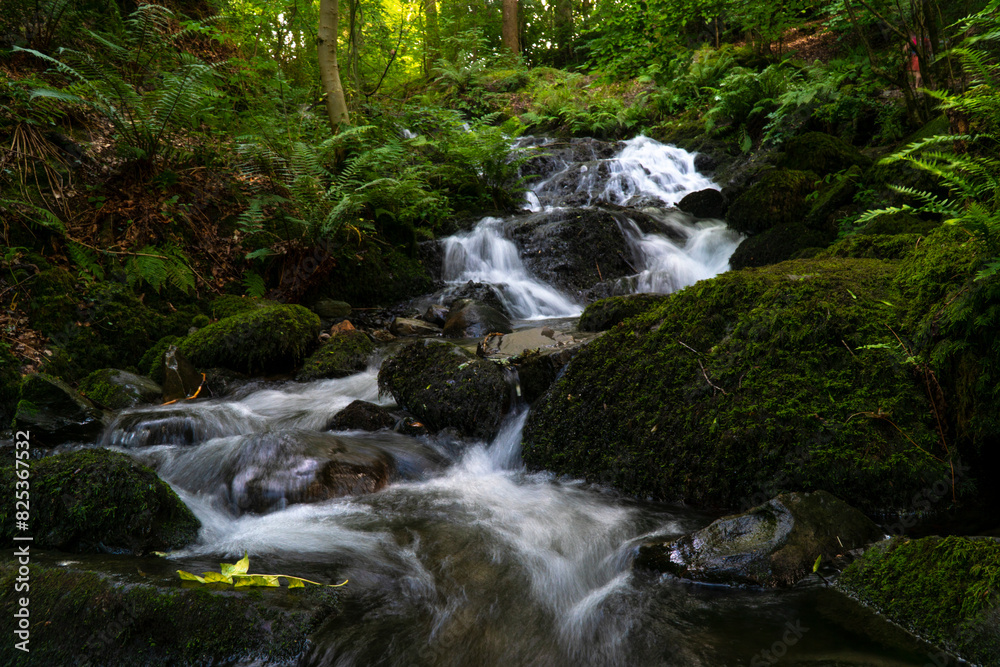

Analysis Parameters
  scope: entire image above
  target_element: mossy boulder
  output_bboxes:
[78,369,162,410]
[637,491,882,587]
[804,164,863,232]
[578,293,671,332]
[728,223,835,270]
[859,211,940,236]
[327,400,396,431]
[0,448,199,554]
[0,561,341,667]
[821,233,925,261]
[677,188,727,219]
[139,335,180,383]
[321,244,434,307]
[178,304,320,376]
[378,340,511,440]
[296,330,376,381]
[778,132,872,174]
[521,256,951,514]
[838,535,1000,664]
[13,373,105,445]
[311,298,352,320]
[726,169,817,236]
[208,294,280,320]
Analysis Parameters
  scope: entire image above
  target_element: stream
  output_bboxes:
[85,137,932,665]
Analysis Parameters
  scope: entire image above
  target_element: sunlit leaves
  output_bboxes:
[177,552,348,589]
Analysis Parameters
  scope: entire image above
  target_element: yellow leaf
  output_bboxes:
[221,552,250,577]
[202,571,232,584]
[286,577,306,588]
[812,555,822,573]
[177,570,206,583]
[233,574,279,587]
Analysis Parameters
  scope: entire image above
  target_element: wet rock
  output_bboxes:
[838,535,1000,665]
[636,491,882,587]
[78,369,162,410]
[203,367,251,399]
[423,304,450,327]
[178,304,320,376]
[518,137,622,186]
[728,223,835,270]
[379,340,511,439]
[327,400,396,432]
[726,169,817,236]
[390,317,442,337]
[296,329,376,381]
[162,346,203,402]
[0,448,200,554]
[442,300,513,338]
[311,298,352,320]
[101,407,257,449]
[677,188,727,219]
[578,293,672,332]
[778,132,872,175]
[13,373,105,445]
[859,211,940,236]
[440,281,510,318]
[0,560,341,667]
[330,319,356,333]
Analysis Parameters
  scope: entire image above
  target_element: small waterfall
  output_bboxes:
[599,136,716,207]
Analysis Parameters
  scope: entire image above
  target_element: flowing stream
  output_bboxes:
[85,137,930,665]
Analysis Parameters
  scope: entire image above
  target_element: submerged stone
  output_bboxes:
[327,400,396,431]
[636,491,882,587]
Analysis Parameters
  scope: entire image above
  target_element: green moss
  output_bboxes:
[297,330,376,381]
[821,234,924,261]
[727,169,818,235]
[208,294,279,320]
[729,223,835,269]
[140,335,180,384]
[322,245,433,307]
[578,293,671,332]
[0,562,341,667]
[0,448,199,554]
[522,256,951,513]
[859,211,940,236]
[78,369,133,410]
[779,132,872,174]
[178,304,320,376]
[838,536,1000,664]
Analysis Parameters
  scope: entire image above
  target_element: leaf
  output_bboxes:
[177,570,206,583]
[812,555,822,573]
[233,574,280,587]
[286,577,306,588]
[220,552,250,578]
[202,571,232,584]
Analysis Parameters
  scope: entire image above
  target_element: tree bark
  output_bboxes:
[555,0,573,67]
[318,0,350,127]
[424,0,440,74]
[501,0,519,56]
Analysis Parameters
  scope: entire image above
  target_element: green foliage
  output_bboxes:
[177,553,348,589]
[706,63,797,150]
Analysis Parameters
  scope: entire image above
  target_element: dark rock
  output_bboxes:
[443,300,513,338]
[203,367,251,398]
[440,281,510,318]
[0,346,22,426]
[636,491,882,587]
[728,223,835,270]
[838,535,1000,665]
[677,188,727,219]
[311,299,352,319]
[178,304,320,376]
[804,165,863,232]
[101,407,253,449]
[162,346,203,402]
[694,151,720,173]
[0,448,200,554]
[296,330,375,381]
[13,373,105,445]
[778,132,872,175]
[327,400,396,431]
[379,340,511,439]
[726,169,818,236]
[518,137,622,187]
[423,304,450,327]
[78,369,162,410]
[390,317,442,337]
[578,293,672,332]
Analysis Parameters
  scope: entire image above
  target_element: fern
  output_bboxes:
[242,271,267,298]
[66,242,105,282]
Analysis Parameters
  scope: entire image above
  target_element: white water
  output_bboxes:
[439,136,741,319]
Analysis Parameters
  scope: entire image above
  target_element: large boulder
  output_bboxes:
[78,368,162,410]
[726,169,817,236]
[379,340,511,439]
[13,373,105,445]
[578,293,672,332]
[728,223,835,270]
[296,329,375,381]
[442,299,513,338]
[838,535,1000,665]
[778,132,872,175]
[636,491,882,587]
[677,188,727,219]
[0,448,199,554]
[521,254,953,514]
[178,304,320,376]
[161,346,203,401]
[326,400,396,432]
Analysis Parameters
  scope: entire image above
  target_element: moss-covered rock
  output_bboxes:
[321,244,434,307]
[779,132,872,174]
[578,293,671,332]
[521,256,952,514]
[726,169,817,235]
[379,340,511,439]
[139,335,180,384]
[0,561,341,667]
[821,233,925,261]
[728,223,835,270]
[859,211,940,236]
[78,369,162,410]
[208,294,280,320]
[178,305,320,376]
[0,448,199,554]
[296,330,376,381]
[13,373,105,445]
[804,164,863,232]
[838,535,1000,664]
[637,490,882,587]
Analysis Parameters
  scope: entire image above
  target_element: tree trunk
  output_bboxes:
[318,0,350,127]
[501,0,519,56]
[424,0,440,74]
[555,0,573,67]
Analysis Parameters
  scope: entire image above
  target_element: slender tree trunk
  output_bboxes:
[424,0,440,75]
[502,0,520,56]
[555,0,573,67]
[318,0,350,127]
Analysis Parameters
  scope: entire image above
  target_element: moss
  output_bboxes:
[208,294,279,320]
[522,256,951,514]
[296,330,376,381]
[859,211,941,236]
[578,293,671,332]
[727,169,818,235]
[0,561,341,667]
[378,340,511,439]
[0,448,199,554]
[821,233,924,261]
[804,164,863,232]
[178,304,320,376]
[729,223,835,270]
[78,369,160,410]
[838,536,1000,664]
[14,372,104,443]
[779,132,872,174]
[139,335,180,384]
